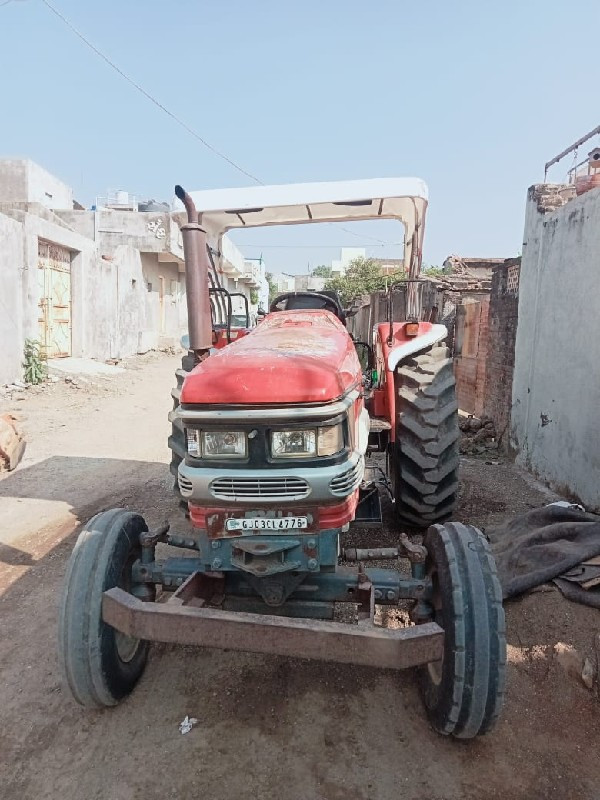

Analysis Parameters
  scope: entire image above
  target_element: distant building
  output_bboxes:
[329,248,404,277]
[243,256,269,311]
[294,275,326,292]
[271,273,296,294]
[0,158,256,384]
[330,247,365,276]
[371,257,405,276]
[442,255,505,282]
[0,159,73,210]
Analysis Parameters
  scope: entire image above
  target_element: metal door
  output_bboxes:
[38,241,72,357]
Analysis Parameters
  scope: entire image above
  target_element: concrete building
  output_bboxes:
[0,159,73,210]
[329,248,404,277]
[510,184,600,511]
[266,272,326,297]
[371,257,404,276]
[52,204,187,358]
[442,255,501,285]
[271,273,296,294]
[294,274,326,293]
[243,257,269,311]
[330,247,365,276]
[0,159,253,384]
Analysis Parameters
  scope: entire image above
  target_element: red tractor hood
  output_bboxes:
[181,310,362,405]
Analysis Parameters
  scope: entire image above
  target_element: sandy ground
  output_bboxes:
[1,352,599,800]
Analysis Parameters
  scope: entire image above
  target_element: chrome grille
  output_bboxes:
[210,476,310,501]
[178,474,193,495]
[329,459,363,497]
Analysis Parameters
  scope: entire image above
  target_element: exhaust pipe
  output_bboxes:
[175,185,213,360]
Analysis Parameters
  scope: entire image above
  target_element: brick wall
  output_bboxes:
[483,258,520,443]
[453,295,490,417]
[451,259,521,442]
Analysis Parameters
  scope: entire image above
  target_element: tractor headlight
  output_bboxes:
[202,431,247,458]
[317,424,344,456]
[271,424,343,458]
[186,429,201,456]
[272,429,316,458]
[186,429,247,458]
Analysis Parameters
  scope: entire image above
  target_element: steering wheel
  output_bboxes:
[269,292,344,320]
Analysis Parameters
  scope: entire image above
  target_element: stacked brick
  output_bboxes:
[482,259,521,445]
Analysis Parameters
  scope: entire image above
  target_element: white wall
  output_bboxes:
[272,273,295,293]
[0,159,73,209]
[140,253,186,344]
[56,208,184,261]
[1,206,99,365]
[0,207,188,381]
[511,186,600,510]
[27,161,73,209]
[0,212,25,384]
[331,246,366,275]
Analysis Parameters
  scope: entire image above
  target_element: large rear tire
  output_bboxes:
[393,341,459,527]
[420,521,506,738]
[58,509,150,708]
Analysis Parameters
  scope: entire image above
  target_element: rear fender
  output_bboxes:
[386,323,448,372]
[374,322,448,441]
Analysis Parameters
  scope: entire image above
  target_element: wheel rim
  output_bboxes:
[427,566,444,685]
[114,552,142,664]
[115,630,140,663]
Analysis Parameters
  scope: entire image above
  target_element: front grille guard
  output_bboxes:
[329,458,364,497]
[209,476,310,502]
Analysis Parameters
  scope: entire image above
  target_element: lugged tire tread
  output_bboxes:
[58,509,149,708]
[421,522,506,738]
[393,342,460,526]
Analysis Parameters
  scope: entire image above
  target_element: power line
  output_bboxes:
[41,0,262,185]
[239,243,403,249]
[337,226,394,244]
[40,0,402,249]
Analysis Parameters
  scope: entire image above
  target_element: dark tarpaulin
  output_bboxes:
[487,505,600,609]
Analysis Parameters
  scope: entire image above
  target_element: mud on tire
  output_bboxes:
[420,521,506,738]
[393,341,459,527]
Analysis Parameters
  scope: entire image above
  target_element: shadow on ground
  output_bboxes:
[1,455,599,800]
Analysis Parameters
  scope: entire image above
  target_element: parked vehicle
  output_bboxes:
[59,178,505,738]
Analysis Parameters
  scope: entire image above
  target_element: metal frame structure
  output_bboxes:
[175,178,428,310]
[105,521,442,668]
[544,124,600,181]
[104,581,443,670]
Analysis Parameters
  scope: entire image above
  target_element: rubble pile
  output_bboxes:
[459,415,498,456]
[529,183,576,214]
[0,413,25,471]
[435,255,496,292]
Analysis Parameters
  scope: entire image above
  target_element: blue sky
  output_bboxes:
[2,0,599,273]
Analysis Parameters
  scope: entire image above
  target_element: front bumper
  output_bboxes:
[178,451,365,505]
[102,578,443,670]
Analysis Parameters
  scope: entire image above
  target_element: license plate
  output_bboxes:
[225,516,308,532]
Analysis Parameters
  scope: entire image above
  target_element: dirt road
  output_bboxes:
[1,353,599,800]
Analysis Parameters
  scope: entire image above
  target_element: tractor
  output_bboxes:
[59,178,505,738]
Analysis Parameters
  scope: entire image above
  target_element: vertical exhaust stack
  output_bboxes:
[175,185,213,362]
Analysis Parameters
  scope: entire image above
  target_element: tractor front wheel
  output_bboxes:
[420,521,506,738]
[58,509,150,708]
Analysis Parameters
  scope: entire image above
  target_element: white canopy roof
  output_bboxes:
[174,177,428,273]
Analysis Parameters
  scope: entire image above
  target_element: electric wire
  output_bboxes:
[40,0,401,249]
[41,0,262,185]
